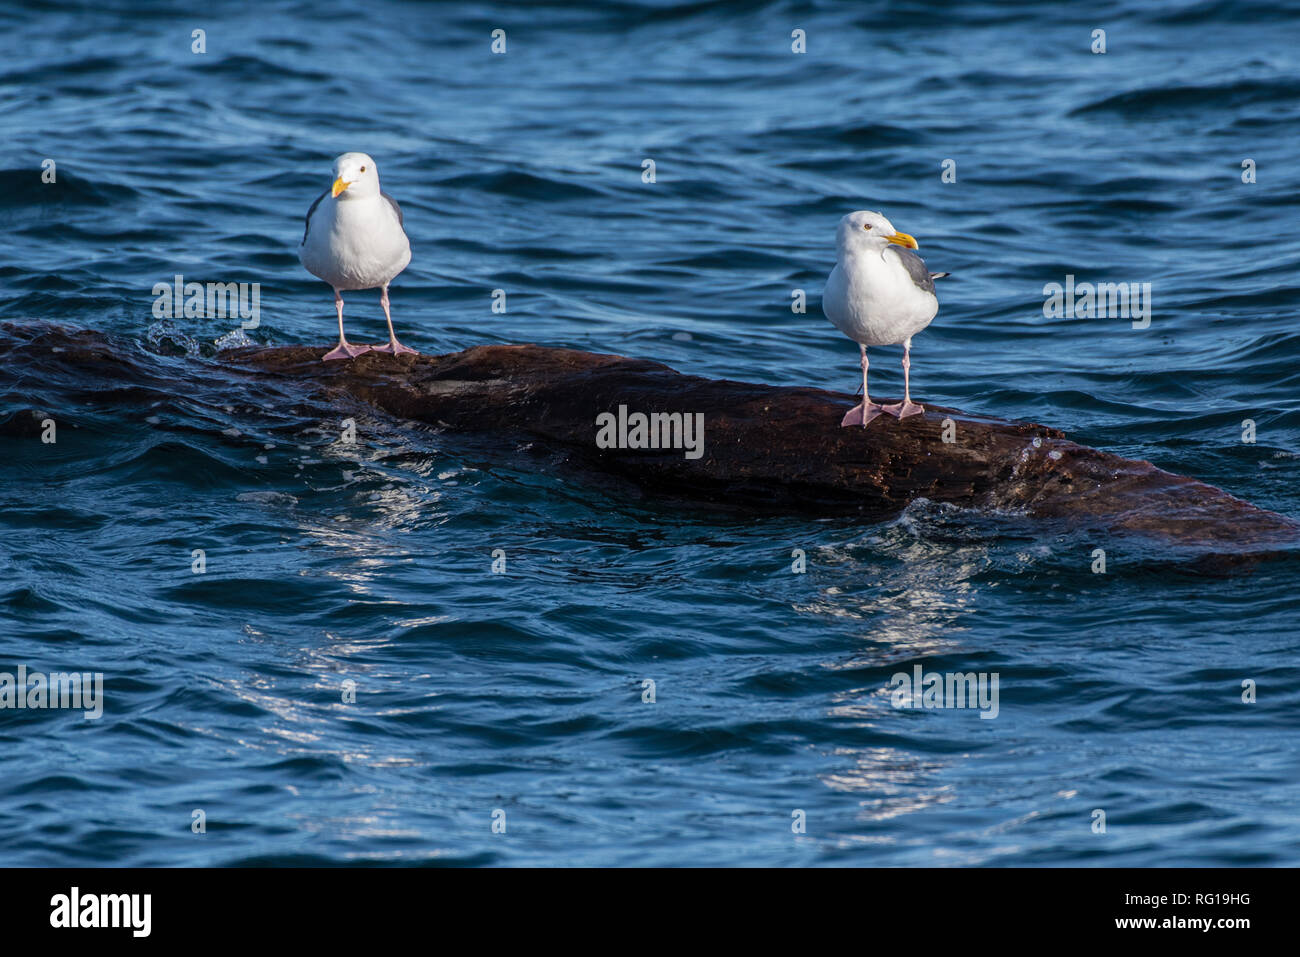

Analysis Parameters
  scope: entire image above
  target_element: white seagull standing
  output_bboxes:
[823,210,947,427]
[300,152,414,360]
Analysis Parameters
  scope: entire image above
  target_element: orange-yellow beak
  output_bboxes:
[331,177,351,198]
[886,230,919,250]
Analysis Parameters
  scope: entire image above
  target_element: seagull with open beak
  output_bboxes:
[300,152,415,360]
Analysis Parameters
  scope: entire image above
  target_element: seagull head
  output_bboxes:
[329,152,381,200]
[837,210,919,256]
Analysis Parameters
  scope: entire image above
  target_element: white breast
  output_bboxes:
[300,195,411,291]
[824,247,937,347]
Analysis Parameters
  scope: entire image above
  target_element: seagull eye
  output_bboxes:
[360,165,366,172]
[862,224,871,230]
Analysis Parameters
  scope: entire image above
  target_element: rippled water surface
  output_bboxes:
[2,0,1300,866]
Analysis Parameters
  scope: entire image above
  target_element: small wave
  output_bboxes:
[236,490,299,507]
[1070,78,1300,117]
[207,53,334,84]
[0,168,125,209]
[437,169,605,201]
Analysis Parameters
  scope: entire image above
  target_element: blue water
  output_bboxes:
[3,0,1300,866]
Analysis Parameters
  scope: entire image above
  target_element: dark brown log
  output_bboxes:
[4,320,1291,557]
[218,341,1300,556]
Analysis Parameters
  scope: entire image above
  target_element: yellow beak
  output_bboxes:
[886,230,919,249]
[331,177,350,198]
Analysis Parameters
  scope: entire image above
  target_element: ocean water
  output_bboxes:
[2,0,1300,866]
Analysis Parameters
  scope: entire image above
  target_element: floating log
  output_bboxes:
[221,340,1299,556]
[3,321,1294,557]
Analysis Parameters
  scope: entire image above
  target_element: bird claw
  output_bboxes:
[372,340,419,356]
[881,401,925,418]
[841,403,887,427]
[322,342,372,361]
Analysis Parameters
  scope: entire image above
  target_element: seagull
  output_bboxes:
[823,210,947,427]
[300,152,414,360]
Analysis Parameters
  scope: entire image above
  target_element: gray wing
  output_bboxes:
[892,247,937,295]
[929,271,950,280]
[382,191,404,228]
[301,189,328,246]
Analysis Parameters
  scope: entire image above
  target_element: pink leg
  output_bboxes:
[322,289,371,361]
[371,285,418,355]
[841,344,887,427]
[883,341,925,418]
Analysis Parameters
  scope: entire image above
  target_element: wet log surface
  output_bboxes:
[218,341,1300,555]
[3,322,1292,557]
